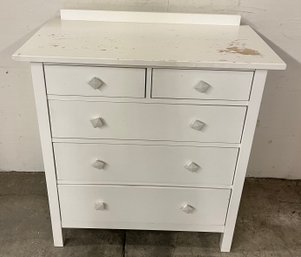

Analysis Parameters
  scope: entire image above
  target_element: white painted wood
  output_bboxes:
[60,9,241,26]
[45,65,146,98]
[152,69,253,101]
[12,18,286,70]
[30,63,63,247]
[52,138,241,149]
[13,10,286,251]
[220,70,268,252]
[58,185,231,230]
[54,143,238,187]
[47,94,250,106]
[145,68,152,99]
[49,101,246,143]
[56,181,232,190]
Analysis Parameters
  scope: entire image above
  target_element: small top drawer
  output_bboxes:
[44,65,146,98]
[152,69,253,101]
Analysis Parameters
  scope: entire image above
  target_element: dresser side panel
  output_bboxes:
[220,70,267,252]
[30,63,63,247]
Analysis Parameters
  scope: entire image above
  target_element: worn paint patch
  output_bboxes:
[219,46,261,56]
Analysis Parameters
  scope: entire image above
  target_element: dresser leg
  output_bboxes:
[53,227,64,247]
[219,231,233,252]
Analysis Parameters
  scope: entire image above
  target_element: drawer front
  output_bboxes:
[58,185,230,229]
[55,143,238,186]
[152,69,253,100]
[44,65,146,98]
[49,101,246,143]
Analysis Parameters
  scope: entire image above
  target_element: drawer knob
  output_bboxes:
[90,117,105,128]
[194,80,211,93]
[88,77,105,90]
[184,161,200,172]
[95,200,106,210]
[92,160,106,169]
[190,120,206,131]
[181,203,195,214]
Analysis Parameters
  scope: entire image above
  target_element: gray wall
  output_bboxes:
[0,0,300,178]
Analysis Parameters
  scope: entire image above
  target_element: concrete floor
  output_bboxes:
[0,173,300,257]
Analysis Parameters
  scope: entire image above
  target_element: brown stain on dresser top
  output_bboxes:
[219,46,261,56]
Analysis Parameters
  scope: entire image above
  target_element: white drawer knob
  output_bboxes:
[185,161,200,172]
[190,120,206,131]
[181,203,195,214]
[92,160,106,169]
[90,117,105,128]
[194,80,211,93]
[95,200,106,210]
[88,77,104,90]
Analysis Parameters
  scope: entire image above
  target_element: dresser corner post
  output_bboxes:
[30,62,64,247]
[219,69,268,252]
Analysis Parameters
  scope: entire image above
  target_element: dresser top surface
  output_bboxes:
[13,16,286,70]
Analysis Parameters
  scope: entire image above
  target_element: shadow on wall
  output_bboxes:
[248,32,301,179]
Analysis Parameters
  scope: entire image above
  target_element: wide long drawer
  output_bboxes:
[44,65,146,98]
[54,143,238,186]
[58,185,231,230]
[49,101,246,143]
[152,69,253,100]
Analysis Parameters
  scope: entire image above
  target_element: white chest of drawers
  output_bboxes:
[13,10,286,252]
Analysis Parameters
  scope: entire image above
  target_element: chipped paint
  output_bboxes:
[219,46,261,56]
